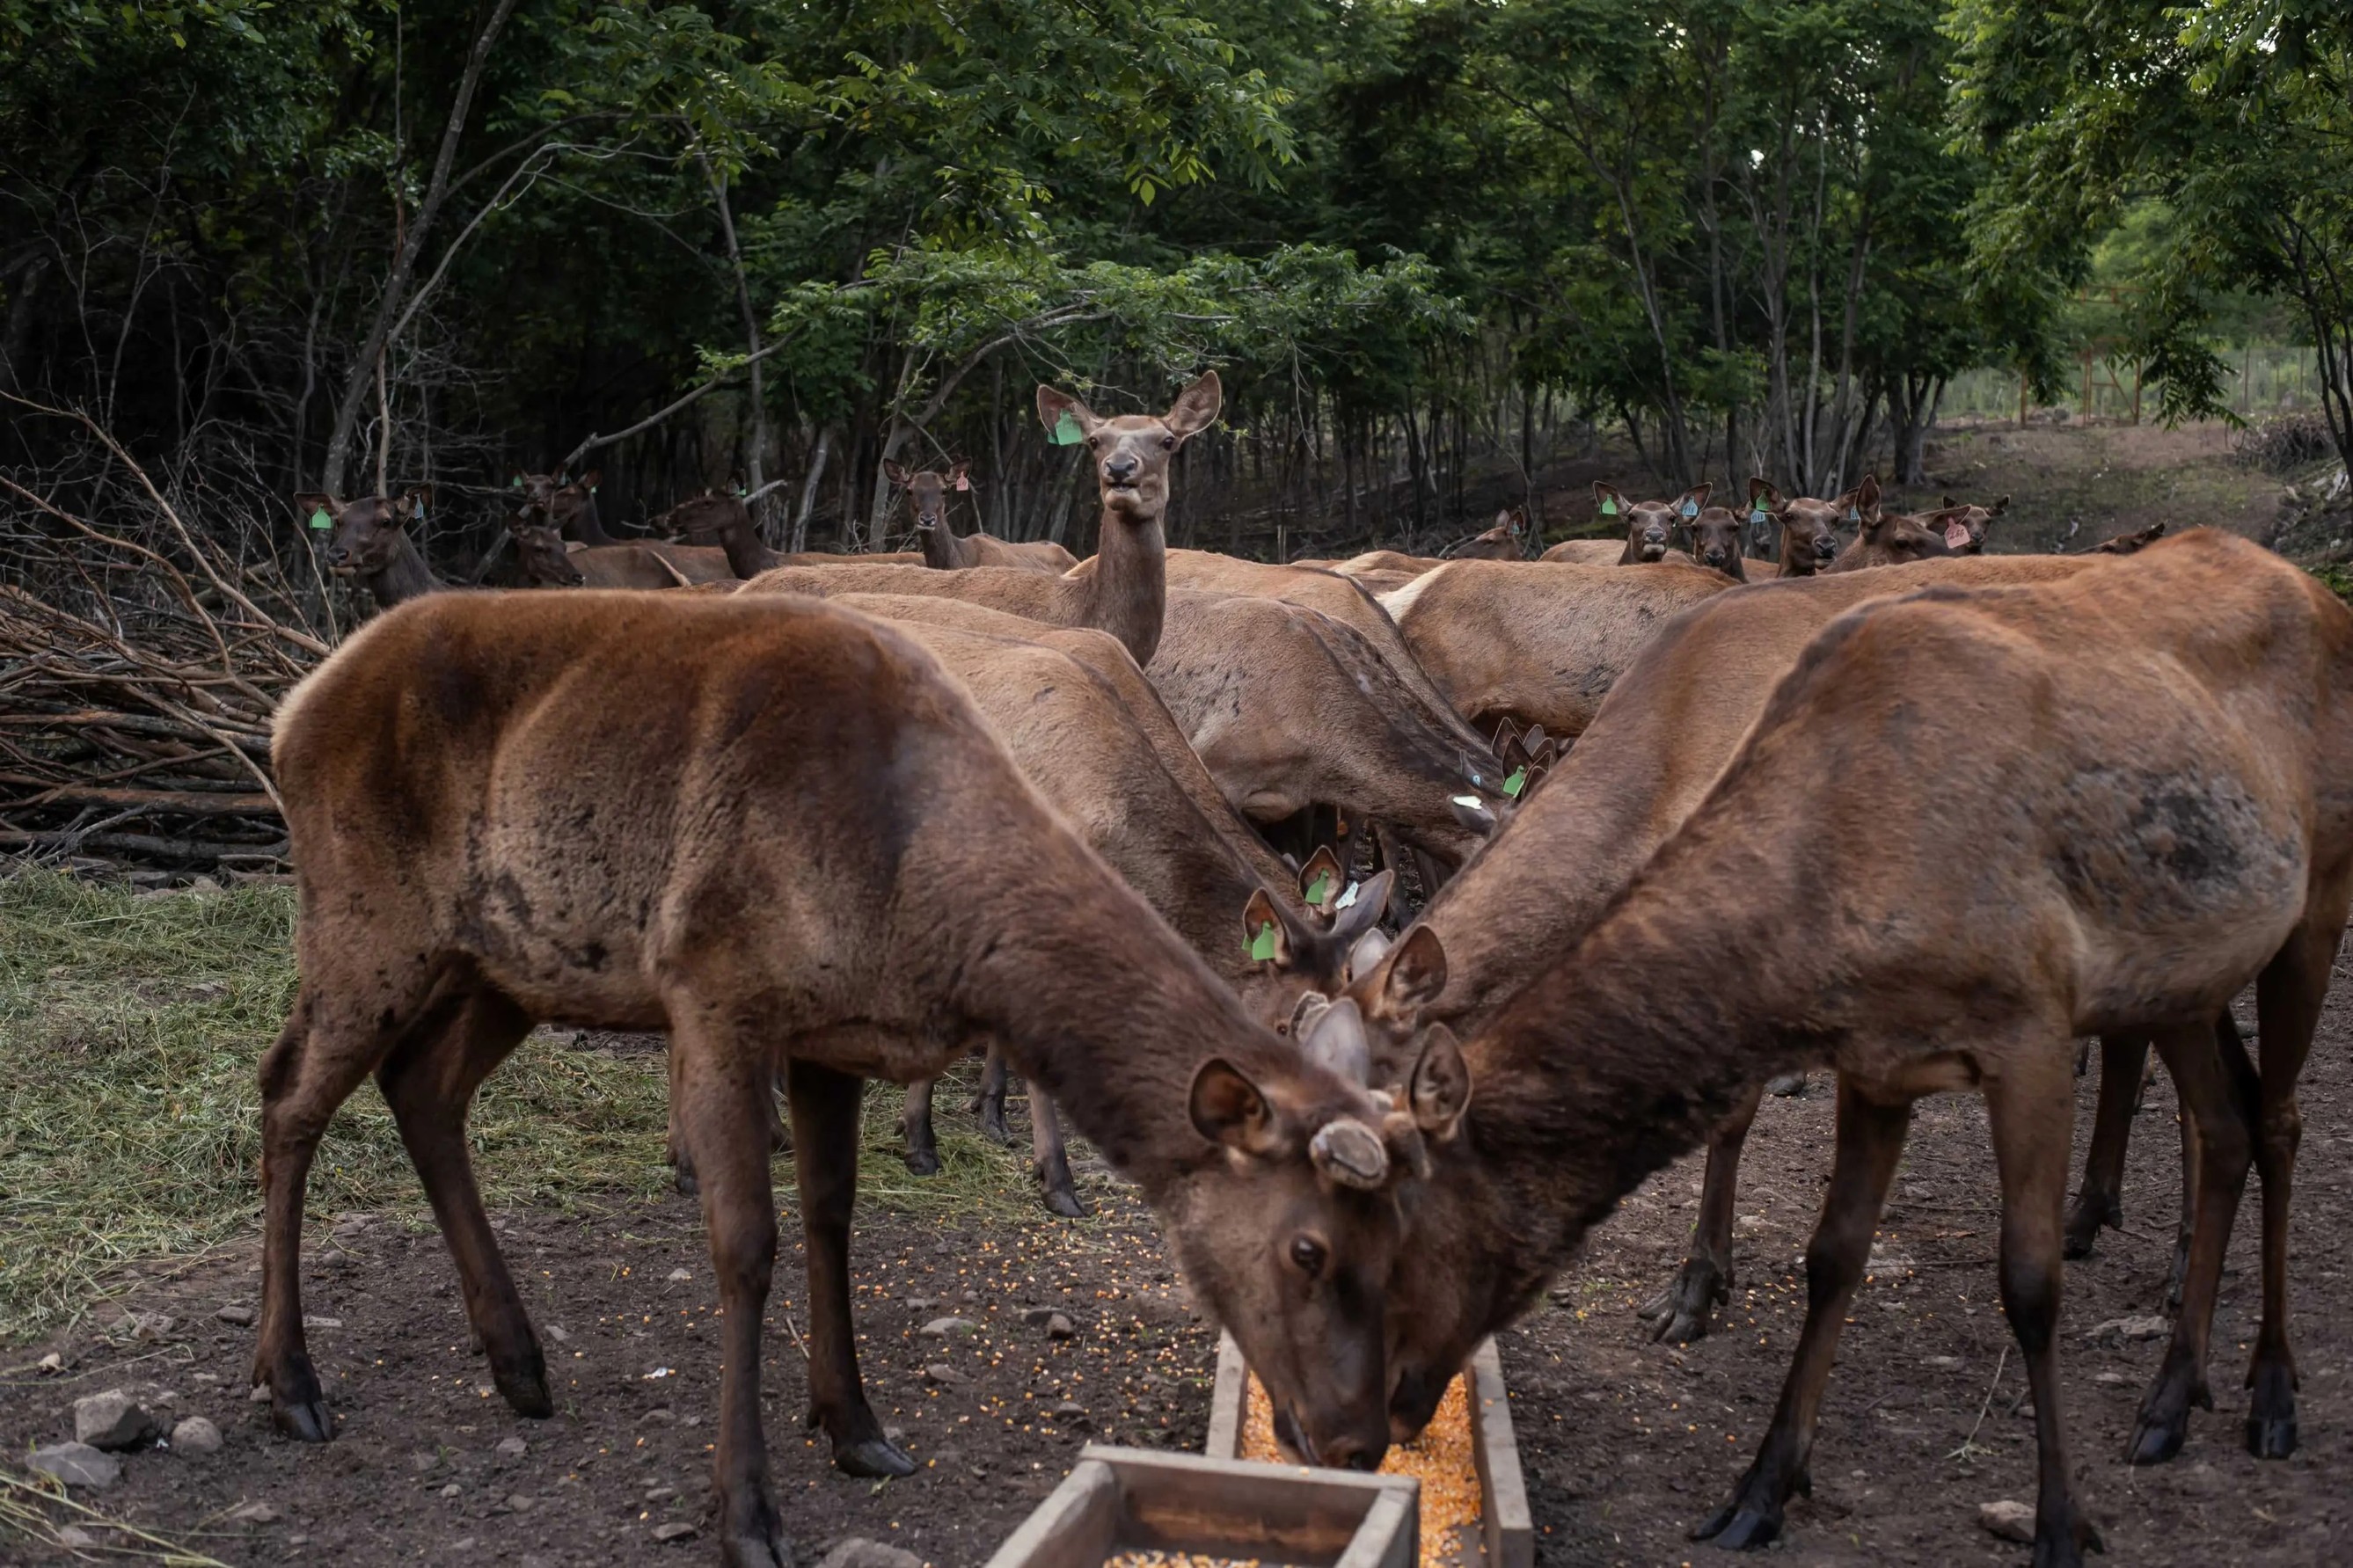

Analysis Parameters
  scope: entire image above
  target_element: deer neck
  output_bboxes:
[917,525,961,572]
[718,523,775,579]
[566,496,617,548]
[368,534,441,610]
[1077,500,1167,666]
[1456,822,1821,1270]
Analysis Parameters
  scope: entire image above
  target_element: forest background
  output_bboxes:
[4,0,2350,571]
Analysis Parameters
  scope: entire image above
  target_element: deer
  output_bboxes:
[1348,530,2352,1568]
[661,488,926,575]
[1936,491,2011,552]
[1340,548,2314,1454]
[742,373,1220,668]
[259,587,1429,1568]
[881,459,1078,572]
[1536,538,1626,565]
[2091,519,2167,555]
[294,489,443,611]
[790,603,1396,1215]
[508,521,692,589]
[1743,477,1861,577]
[1376,558,1734,740]
[1445,507,1530,560]
[1593,480,1709,564]
[1683,504,1762,580]
[511,470,617,546]
[1823,480,1962,573]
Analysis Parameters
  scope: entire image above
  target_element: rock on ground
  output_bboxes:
[1979,1500,2035,1544]
[171,1416,223,1455]
[74,1389,163,1450]
[820,1539,924,1568]
[29,1443,121,1489]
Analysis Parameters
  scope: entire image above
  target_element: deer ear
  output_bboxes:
[1164,370,1222,438]
[580,469,601,490]
[1241,888,1290,966]
[1299,995,1370,1084]
[1409,1024,1472,1141]
[947,460,971,488]
[1380,925,1447,1014]
[1345,924,1392,983]
[883,460,912,487]
[293,492,339,531]
[1451,793,1497,835]
[1990,493,2010,516]
[1683,483,1713,510]
[1036,384,1100,440]
[1297,845,1346,911]
[1328,870,1393,948]
[1190,1059,1282,1155]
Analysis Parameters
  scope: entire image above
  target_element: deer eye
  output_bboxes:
[1162,435,1176,449]
[1289,1236,1326,1278]
[1274,1018,1290,1036]
[1087,435,1100,449]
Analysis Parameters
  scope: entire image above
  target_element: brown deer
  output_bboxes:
[259,589,1428,1566]
[1684,505,1757,579]
[742,374,1220,666]
[881,459,1078,572]
[1355,533,2351,1566]
[1743,477,1852,576]
[1536,538,1626,565]
[1594,481,1709,563]
[1376,559,1733,739]
[1937,491,2011,551]
[511,470,617,546]
[1823,478,1960,572]
[509,521,692,589]
[2092,519,2167,555]
[1446,507,1530,560]
[294,489,442,610]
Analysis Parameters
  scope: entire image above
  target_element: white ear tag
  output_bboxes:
[1334,880,1360,911]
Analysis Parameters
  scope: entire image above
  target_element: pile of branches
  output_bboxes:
[2,397,334,875]
[2232,412,2341,474]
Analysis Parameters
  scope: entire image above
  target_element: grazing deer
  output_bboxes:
[508,522,692,589]
[1743,477,1862,577]
[1445,507,1530,560]
[881,460,1078,572]
[743,373,1222,667]
[1356,532,2353,1567]
[1163,549,1484,745]
[1592,481,1709,564]
[259,589,1426,1566]
[1376,559,1733,740]
[294,489,442,611]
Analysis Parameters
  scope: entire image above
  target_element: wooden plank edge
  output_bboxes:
[983,1456,1122,1568]
[1334,1481,1420,1568]
[1470,1338,1535,1568]
[1205,1330,1246,1460]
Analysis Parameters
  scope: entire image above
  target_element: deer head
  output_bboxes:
[1686,506,1746,575]
[295,488,432,577]
[1932,493,2009,554]
[1598,482,1708,562]
[508,521,588,587]
[883,460,970,536]
[1038,372,1221,524]
[1747,478,1843,575]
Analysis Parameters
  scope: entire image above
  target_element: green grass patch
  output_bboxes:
[2307,563,2353,602]
[0,870,1046,1344]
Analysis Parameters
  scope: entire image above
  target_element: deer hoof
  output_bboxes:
[2126,1410,2186,1466]
[1641,1261,1719,1345]
[833,1434,917,1479]
[2030,1508,2103,1568]
[492,1353,554,1419]
[902,1145,941,1178]
[672,1158,700,1198]
[1042,1185,1089,1220]
[717,1489,793,1568]
[1691,1491,1780,1550]
[271,1393,334,1444]
[2060,1193,2116,1259]
[977,1111,1012,1146]
[2246,1414,2298,1459]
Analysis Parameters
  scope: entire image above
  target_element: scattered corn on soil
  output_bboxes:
[1102,1556,1262,1567]
[1240,1369,1480,1564]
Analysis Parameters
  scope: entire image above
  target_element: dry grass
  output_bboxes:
[0,869,1049,1345]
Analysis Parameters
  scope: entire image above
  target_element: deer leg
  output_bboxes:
[2064,1032,2148,1259]
[1693,1076,1909,1551]
[666,1043,700,1196]
[2166,1097,2203,1311]
[971,1044,1012,1145]
[254,981,426,1442]
[374,987,547,1418]
[785,1057,915,1480]
[1640,1083,1760,1345]
[899,1077,942,1176]
[2245,892,2342,1459]
[1983,1050,2103,1567]
[1027,1087,1087,1219]
[2126,1019,2255,1465]
[673,1027,792,1568]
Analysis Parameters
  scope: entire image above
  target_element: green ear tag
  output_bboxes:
[1051,411,1085,445]
[1304,870,1334,907]
[1502,766,1528,798]
[510,476,522,488]
[1249,923,1277,961]
[308,508,332,530]
[1599,497,1618,516]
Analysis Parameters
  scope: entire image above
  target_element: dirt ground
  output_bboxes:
[4,944,2347,1567]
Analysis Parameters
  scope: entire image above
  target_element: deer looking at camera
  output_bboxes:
[1741,477,1862,577]
[1352,532,2352,1568]
[293,489,443,611]
[743,373,1222,667]
[881,460,1077,573]
[1593,481,1710,564]
[259,588,1428,1567]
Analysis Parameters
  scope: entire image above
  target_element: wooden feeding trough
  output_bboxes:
[983,1442,1421,1568]
[1205,1333,1532,1568]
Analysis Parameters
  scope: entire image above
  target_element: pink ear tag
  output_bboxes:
[1944,521,1971,549]
[954,473,971,492]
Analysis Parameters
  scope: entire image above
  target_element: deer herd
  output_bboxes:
[264,371,2336,1568]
